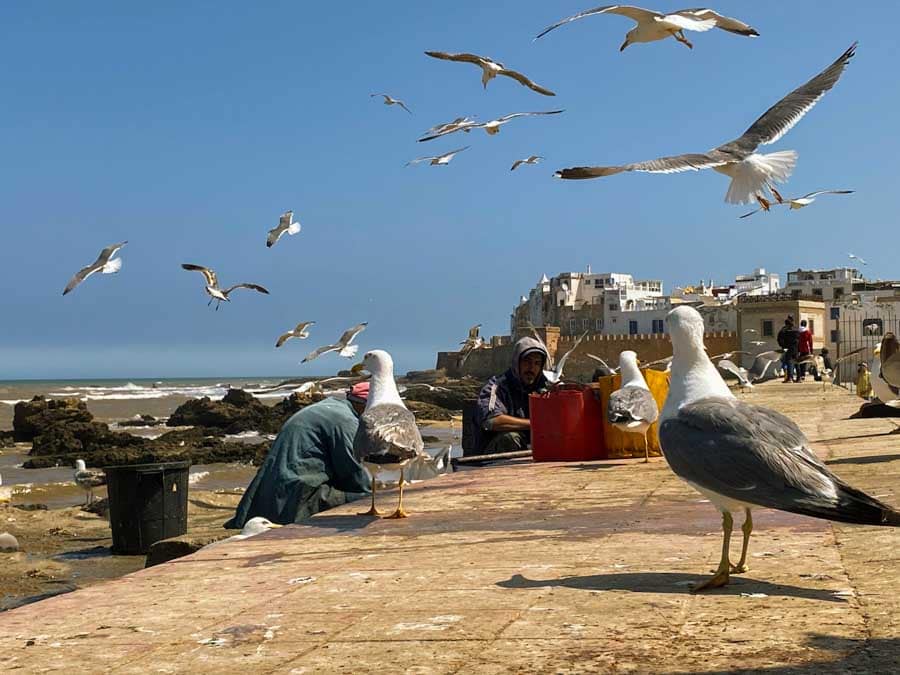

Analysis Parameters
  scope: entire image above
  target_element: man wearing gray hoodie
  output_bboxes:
[473,337,549,454]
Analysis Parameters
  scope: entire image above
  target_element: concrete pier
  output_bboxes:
[1,382,898,673]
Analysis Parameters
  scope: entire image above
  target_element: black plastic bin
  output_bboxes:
[104,461,190,555]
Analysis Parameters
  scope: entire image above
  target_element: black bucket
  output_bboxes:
[104,461,190,555]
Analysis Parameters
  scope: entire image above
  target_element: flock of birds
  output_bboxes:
[43,5,900,594]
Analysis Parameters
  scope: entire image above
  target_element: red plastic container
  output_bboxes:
[529,385,608,462]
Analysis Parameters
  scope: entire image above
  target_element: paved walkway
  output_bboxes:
[1,382,898,673]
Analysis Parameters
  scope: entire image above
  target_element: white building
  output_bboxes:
[735,268,780,296]
[785,267,864,301]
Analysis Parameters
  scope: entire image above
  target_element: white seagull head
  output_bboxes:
[666,306,706,356]
[240,517,282,537]
[362,349,394,380]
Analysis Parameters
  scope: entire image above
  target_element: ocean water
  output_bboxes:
[0,376,314,428]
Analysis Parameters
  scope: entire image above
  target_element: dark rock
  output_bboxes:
[406,400,454,421]
[401,379,482,411]
[30,421,145,457]
[13,503,48,511]
[117,414,164,428]
[168,388,321,435]
[270,391,323,422]
[404,369,448,384]
[13,397,93,442]
[82,498,109,517]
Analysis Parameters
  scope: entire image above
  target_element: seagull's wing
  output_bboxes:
[222,283,270,297]
[275,331,294,348]
[370,93,389,101]
[424,51,487,66]
[279,211,293,229]
[718,359,750,384]
[440,146,470,160]
[673,9,757,35]
[468,324,481,340]
[556,330,589,375]
[834,346,870,365]
[739,206,764,219]
[660,397,900,524]
[798,189,855,200]
[418,120,478,143]
[294,320,315,334]
[586,353,616,372]
[720,42,857,154]
[338,322,368,346]
[95,241,127,266]
[497,110,565,124]
[63,263,101,295]
[555,150,729,179]
[396,100,412,114]
[406,155,436,166]
[181,263,218,288]
[497,68,556,96]
[301,344,339,363]
[534,5,661,40]
[510,159,525,171]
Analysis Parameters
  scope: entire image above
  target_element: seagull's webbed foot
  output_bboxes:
[675,31,693,49]
[385,468,409,519]
[769,185,784,204]
[756,195,772,212]
[693,511,734,593]
[358,505,384,517]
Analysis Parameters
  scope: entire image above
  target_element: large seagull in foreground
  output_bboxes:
[555,43,856,210]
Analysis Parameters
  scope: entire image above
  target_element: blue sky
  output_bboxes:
[1,1,896,379]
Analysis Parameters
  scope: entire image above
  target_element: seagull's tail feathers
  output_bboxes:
[102,257,123,274]
[339,344,360,358]
[793,479,900,527]
[724,151,797,205]
[288,223,301,236]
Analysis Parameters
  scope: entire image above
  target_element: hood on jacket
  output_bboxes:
[510,336,549,386]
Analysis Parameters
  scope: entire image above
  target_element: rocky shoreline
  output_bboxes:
[2,370,478,470]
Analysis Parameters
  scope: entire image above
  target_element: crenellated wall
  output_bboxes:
[437,331,740,381]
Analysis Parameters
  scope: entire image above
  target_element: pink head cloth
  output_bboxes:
[347,381,370,403]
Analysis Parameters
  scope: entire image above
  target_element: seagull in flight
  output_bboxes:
[739,190,854,218]
[418,116,479,143]
[275,321,316,348]
[406,146,470,167]
[848,252,868,265]
[181,263,269,310]
[535,6,759,50]
[511,155,545,171]
[424,51,556,96]
[370,93,412,114]
[302,322,368,363]
[63,242,127,296]
[266,210,301,248]
[555,43,857,210]
[473,111,564,137]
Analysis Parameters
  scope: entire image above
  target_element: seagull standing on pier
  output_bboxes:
[608,351,659,462]
[74,459,106,506]
[659,305,900,592]
[63,242,127,296]
[353,350,428,518]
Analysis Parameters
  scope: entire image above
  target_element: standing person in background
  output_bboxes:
[796,319,814,381]
[777,316,800,384]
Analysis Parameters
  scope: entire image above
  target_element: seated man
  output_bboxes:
[473,337,549,454]
[225,383,371,528]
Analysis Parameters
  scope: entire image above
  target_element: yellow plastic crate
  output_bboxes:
[591,369,670,459]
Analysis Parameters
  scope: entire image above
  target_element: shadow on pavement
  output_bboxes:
[497,572,847,602]
[827,452,900,466]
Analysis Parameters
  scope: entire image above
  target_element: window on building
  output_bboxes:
[834,288,845,300]
[831,329,840,343]
[830,307,840,320]
[568,318,576,333]
[595,318,603,330]
[862,318,883,337]
[629,320,639,335]
[651,319,664,334]
[762,320,774,337]
[808,319,815,334]
[582,318,590,331]
[813,288,823,297]
[609,304,618,311]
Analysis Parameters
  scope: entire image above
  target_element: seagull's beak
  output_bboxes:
[269,523,283,528]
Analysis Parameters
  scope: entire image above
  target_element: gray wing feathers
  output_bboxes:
[355,404,424,463]
[660,397,900,525]
[608,387,658,424]
[724,42,856,152]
